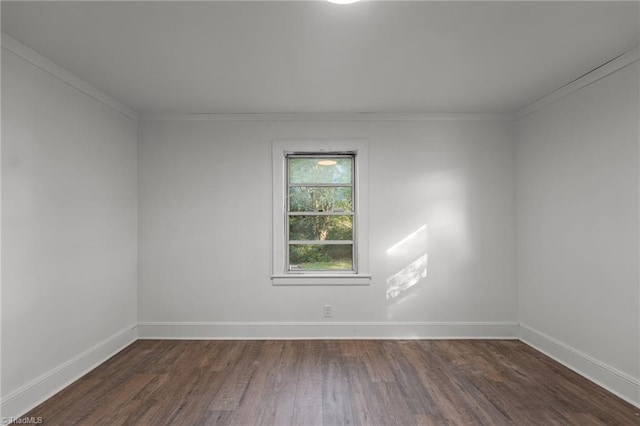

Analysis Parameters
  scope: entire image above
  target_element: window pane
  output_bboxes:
[289,158,352,184]
[289,244,353,271]
[289,187,353,212]
[289,215,353,241]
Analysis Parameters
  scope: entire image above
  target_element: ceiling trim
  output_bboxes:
[138,112,514,122]
[3,30,635,124]
[516,47,640,120]
[1,32,138,121]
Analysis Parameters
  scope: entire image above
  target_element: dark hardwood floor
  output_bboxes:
[18,340,640,425]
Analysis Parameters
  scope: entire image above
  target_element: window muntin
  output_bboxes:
[286,154,356,273]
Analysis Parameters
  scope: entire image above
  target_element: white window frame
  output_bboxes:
[272,140,370,286]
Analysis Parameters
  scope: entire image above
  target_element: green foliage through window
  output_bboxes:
[287,155,355,272]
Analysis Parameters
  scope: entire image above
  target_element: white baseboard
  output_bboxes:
[1,323,138,420]
[137,321,519,340]
[5,321,636,420]
[519,324,640,408]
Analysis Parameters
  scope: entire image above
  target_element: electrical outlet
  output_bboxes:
[323,305,333,318]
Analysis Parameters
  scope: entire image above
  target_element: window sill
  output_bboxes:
[271,274,371,286]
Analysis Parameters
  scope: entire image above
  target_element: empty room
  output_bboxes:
[1,0,639,424]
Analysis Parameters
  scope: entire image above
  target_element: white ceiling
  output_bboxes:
[2,1,638,115]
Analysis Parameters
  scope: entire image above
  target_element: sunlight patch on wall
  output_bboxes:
[386,254,428,299]
[387,225,427,256]
[386,225,428,299]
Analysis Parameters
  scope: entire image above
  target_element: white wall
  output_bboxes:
[1,26,637,419]
[138,118,517,338]
[1,48,138,416]
[516,62,640,404]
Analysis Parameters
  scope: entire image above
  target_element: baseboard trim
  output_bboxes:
[519,324,640,408]
[5,322,636,418]
[137,321,519,340]
[1,323,138,420]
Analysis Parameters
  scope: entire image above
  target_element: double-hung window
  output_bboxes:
[272,140,370,285]
[287,154,356,272]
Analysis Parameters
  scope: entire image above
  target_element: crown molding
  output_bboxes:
[1,32,138,121]
[4,29,635,124]
[139,112,514,122]
[517,47,640,120]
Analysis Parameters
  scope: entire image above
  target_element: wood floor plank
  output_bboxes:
[207,341,261,411]
[293,341,323,408]
[292,405,323,426]
[359,340,396,384]
[20,376,104,424]
[226,342,286,426]
[262,342,299,425]
[74,373,154,425]
[378,340,441,416]
[321,342,354,426]
[372,382,415,426]
[344,353,383,425]
[399,341,484,425]
[15,340,640,426]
